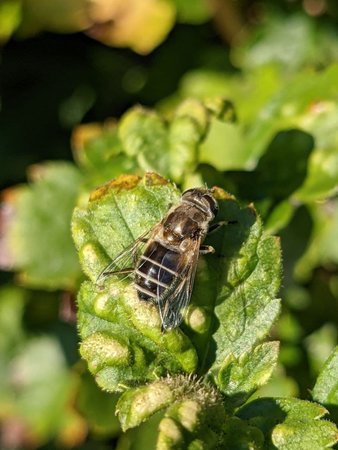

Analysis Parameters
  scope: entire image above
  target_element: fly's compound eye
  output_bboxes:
[182,188,196,198]
[204,194,218,216]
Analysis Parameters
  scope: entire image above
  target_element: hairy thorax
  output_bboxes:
[161,206,209,245]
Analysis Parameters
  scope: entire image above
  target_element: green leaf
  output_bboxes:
[232,13,338,71]
[168,98,208,182]
[222,417,264,450]
[0,286,26,354]
[72,121,138,186]
[116,379,174,431]
[253,366,299,399]
[305,324,337,376]
[180,64,338,178]
[312,346,338,407]
[76,372,121,436]
[116,411,164,450]
[0,286,26,414]
[265,200,294,234]
[0,0,21,42]
[242,64,338,171]
[232,14,319,71]
[199,119,247,171]
[198,196,281,390]
[293,147,338,202]
[72,174,282,400]
[193,98,246,171]
[118,107,170,176]
[292,101,338,202]
[118,100,210,183]
[72,174,198,391]
[211,342,279,407]
[238,397,338,450]
[295,199,338,281]
[1,161,82,289]
[173,0,212,24]
[73,99,211,186]
[227,129,314,203]
[9,336,83,444]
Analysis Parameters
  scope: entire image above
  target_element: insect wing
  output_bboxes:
[96,229,151,284]
[158,237,201,330]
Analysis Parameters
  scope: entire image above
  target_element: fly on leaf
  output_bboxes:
[98,188,219,331]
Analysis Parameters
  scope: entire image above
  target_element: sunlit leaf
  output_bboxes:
[212,342,279,407]
[72,172,282,414]
[232,12,338,72]
[173,0,211,24]
[72,121,138,187]
[295,199,338,281]
[199,197,282,390]
[0,161,82,289]
[232,14,319,71]
[238,398,338,450]
[72,174,199,391]
[312,346,338,407]
[0,0,21,42]
[118,100,211,183]
[86,0,176,55]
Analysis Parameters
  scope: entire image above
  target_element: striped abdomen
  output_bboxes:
[135,240,181,302]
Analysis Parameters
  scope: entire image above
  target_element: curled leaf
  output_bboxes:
[117,374,226,449]
[72,173,282,401]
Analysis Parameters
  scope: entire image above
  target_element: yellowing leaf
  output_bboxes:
[86,0,176,54]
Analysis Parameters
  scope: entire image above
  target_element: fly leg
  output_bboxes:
[200,245,215,254]
[96,267,134,287]
[208,220,237,235]
[101,268,134,276]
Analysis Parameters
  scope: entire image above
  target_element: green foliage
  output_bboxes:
[73,175,198,391]
[1,161,82,289]
[71,171,336,448]
[312,346,338,423]
[2,4,338,449]
[237,398,338,450]
[232,13,338,71]
[0,287,86,446]
[76,372,121,436]
[71,173,281,397]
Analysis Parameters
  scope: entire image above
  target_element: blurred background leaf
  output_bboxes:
[1,161,83,289]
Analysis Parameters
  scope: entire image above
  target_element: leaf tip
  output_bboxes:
[211,186,235,201]
[143,171,170,186]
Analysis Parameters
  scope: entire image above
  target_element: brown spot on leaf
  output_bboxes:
[144,172,169,186]
[89,174,141,201]
[211,186,235,201]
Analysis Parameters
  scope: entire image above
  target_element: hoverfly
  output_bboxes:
[98,188,219,331]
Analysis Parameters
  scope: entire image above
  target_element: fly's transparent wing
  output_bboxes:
[157,238,201,330]
[96,229,151,284]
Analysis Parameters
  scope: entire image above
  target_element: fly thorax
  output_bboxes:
[179,239,191,252]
